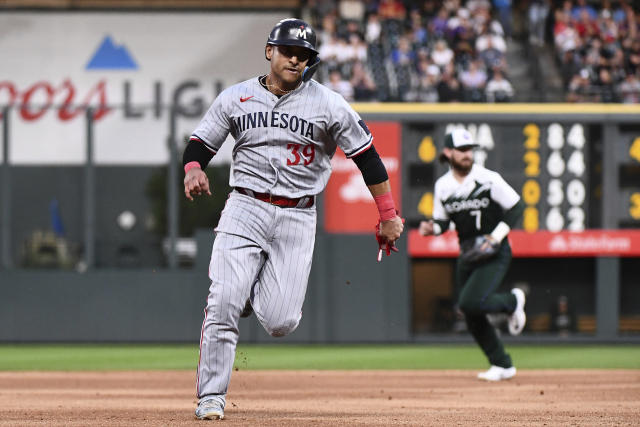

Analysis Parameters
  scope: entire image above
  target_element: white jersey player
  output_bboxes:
[419,129,526,382]
[183,18,404,420]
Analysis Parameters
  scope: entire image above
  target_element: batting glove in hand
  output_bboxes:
[375,216,404,262]
[460,235,500,264]
[376,232,398,262]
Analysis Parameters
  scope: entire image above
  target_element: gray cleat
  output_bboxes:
[195,396,225,420]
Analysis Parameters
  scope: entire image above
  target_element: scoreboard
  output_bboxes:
[351,103,640,256]
[403,120,640,234]
[405,122,594,231]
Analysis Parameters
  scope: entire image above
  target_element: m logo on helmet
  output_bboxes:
[296,27,307,39]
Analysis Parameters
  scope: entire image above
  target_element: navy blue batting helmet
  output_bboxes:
[266,18,320,82]
[267,18,318,55]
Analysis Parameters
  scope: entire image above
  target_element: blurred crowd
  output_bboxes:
[552,0,640,103]
[303,0,515,102]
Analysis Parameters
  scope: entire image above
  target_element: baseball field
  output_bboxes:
[1,344,638,426]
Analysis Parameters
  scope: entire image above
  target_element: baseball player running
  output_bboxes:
[183,18,404,420]
[419,129,526,381]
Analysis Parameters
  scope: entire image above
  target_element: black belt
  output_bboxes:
[235,187,314,208]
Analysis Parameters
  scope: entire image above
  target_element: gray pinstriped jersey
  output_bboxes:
[191,77,373,198]
[433,164,520,241]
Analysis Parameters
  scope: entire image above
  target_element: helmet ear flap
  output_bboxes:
[302,55,320,82]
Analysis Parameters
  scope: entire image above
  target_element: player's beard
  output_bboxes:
[450,156,473,175]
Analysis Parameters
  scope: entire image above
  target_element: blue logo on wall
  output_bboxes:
[86,36,138,70]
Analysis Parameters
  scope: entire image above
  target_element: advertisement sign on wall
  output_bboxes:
[0,12,281,165]
[408,229,640,257]
[324,122,401,233]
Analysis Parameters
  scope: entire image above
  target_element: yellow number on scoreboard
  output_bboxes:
[523,207,539,232]
[418,192,434,218]
[523,123,540,149]
[523,151,540,177]
[630,193,640,219]
[630,137,640,163]
[418,136,436,163]
[522,179,541,205]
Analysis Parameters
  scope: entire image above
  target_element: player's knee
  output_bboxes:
[265,317,300,337]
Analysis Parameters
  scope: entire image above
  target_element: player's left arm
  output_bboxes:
[328,93,403,251]
[352,146,404,243]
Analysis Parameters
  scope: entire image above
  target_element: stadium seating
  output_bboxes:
[552,0,640,103]
[308,0,515,103]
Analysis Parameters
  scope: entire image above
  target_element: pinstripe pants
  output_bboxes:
[196,191,317,402]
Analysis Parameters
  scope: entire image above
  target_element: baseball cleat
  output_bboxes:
[508,288,526,335]
[477,365,516,381]
[195,396,225,420]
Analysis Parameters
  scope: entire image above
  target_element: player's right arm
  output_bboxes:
[182,88,233,200]
[183,140,214,201]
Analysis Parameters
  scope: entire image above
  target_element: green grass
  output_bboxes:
[0,344,638,371]
[0,344,197,371]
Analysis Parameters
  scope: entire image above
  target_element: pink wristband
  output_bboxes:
[184,161,201,174]
[374,192,396,221]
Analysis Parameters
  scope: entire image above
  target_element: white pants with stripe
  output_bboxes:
[196,191,317,402]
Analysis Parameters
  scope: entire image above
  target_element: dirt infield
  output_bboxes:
[1,370,638,426]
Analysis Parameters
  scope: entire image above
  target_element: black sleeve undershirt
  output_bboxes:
[351,145,388,185]
[182,139,214,171]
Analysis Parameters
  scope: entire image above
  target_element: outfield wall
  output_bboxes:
[0,230,410,343]
[2,97,640,342]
